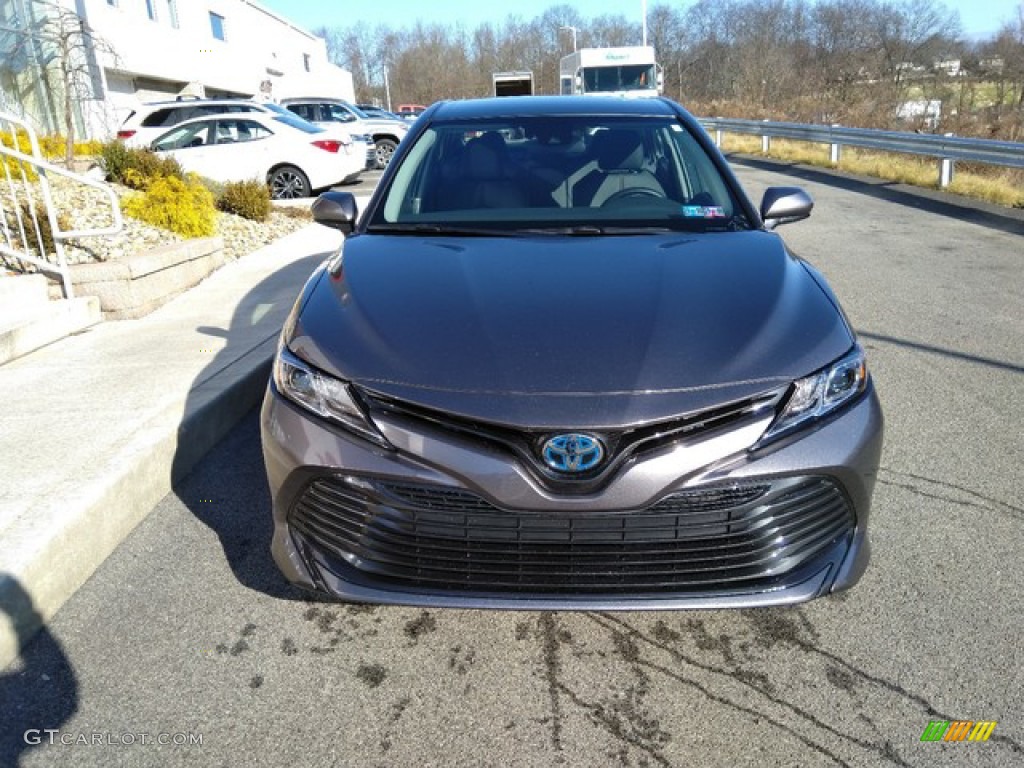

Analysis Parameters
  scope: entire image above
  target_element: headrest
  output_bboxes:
[592,129,645,172]
[462,133,507,180]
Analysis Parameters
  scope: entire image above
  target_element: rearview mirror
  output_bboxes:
[760,187,813,230]
[311,191,358,234]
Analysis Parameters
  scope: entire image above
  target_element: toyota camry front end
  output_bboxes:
[260,96,883,609]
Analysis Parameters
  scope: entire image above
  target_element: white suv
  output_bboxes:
[279,98,409,169]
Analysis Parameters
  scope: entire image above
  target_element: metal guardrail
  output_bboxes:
[699,117,1024,188]
[1,111,123,298]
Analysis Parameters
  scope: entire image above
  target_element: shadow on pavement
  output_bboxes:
[0,573,78,766]
[858,330,1024,375]
[729,154,1024,237]
[167,248,329,601]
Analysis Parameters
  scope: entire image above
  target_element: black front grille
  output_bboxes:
[289,476,854,594]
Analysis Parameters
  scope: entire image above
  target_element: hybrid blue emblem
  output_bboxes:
[542,433,605,474]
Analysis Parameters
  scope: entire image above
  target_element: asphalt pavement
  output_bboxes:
[1,162,1022,767]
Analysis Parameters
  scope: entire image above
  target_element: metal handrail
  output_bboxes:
[1,111,123,298]
[699,117,1024,187]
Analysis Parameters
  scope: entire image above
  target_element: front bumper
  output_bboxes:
[260,382,882,610]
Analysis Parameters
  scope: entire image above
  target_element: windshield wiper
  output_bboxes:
[366,223,519,237]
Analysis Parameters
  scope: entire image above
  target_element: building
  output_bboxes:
[0,0,354,141]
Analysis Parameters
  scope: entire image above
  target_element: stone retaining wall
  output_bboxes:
[68,237,226,319]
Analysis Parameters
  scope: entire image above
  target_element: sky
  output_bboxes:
[259,0,1021,43]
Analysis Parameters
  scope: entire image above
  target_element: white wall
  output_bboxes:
[61,0,353,138]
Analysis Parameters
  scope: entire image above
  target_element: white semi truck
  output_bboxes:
[558,46,662,98]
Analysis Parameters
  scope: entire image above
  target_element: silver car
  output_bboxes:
[261,96,883,610]
[280,98,408,169]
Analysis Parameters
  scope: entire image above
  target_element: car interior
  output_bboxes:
[379,117,737,226]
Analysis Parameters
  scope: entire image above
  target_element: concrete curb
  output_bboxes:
[0,337,277,670]
[0,216,350,671]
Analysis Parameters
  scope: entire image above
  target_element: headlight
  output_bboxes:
[761,346,868,442]
[273,346,392,449]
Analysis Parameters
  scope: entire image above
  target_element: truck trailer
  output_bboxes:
[492,71,534,97]
[558,46,662,98]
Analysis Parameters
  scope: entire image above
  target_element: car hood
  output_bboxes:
[357,117,407,135]
[289,232,854,428]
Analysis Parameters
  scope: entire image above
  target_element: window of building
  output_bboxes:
[303,54,311,73]
[165,0,178,28]
[106,0,117,6]
[209,12,226,41]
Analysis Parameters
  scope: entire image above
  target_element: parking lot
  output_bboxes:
[2,160,1022,767]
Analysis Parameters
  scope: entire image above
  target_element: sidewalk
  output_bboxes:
[0,221,345,669]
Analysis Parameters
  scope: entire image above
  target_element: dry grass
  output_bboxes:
[719,135,1024,209]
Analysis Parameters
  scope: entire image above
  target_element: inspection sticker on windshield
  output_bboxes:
[681,205,726,218]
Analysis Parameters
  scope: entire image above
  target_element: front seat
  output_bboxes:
[573,129,664,207]
[456,133,527,209]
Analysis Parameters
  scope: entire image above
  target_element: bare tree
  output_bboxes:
[4,1,116,164]
[309,0,1014,138]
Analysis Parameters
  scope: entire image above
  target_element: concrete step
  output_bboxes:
[0,292,102,364]
[0,273,50,315]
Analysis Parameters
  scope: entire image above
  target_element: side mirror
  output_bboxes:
[760,187,813,230]
[311,191,358,234]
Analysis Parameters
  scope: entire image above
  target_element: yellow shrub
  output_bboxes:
[122,174,217,237]
[0,130,39,182]
[76,140,103,156]
[38,134,64,159]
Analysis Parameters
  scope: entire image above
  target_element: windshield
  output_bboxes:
[583,64,658,94]
[272,113,323,134]
[339,101,370,119]
[367,115,745,233]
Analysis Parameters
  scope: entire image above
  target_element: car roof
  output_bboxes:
[155,112,274,128]
[140,98,268,108]
[153,112,323,135]
[427,96,685,120]
[279,97,350,104]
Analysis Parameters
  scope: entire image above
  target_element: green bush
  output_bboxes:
[197,175,226,201]
[217,179,271,222]
[98,141,132,183]
[3,202,71,258]
[99,142,183,189]
[122,174,216,237]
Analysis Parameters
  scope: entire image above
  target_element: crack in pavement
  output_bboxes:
[539,612,565,759]
[593,613,912,767]
[878,467,1023,521]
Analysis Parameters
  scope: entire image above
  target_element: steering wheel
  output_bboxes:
[600,187,666,207]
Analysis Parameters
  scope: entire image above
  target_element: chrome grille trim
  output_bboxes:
[360,388,785,491]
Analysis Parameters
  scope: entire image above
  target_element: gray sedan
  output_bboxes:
[260,96,883,609]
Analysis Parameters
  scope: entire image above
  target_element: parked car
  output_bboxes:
[261,95,884,609]
[149,111,364,198]
[395,103,427,121]
[356,104,404,121]
[279,98,409,169]
[117,97,376,178]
